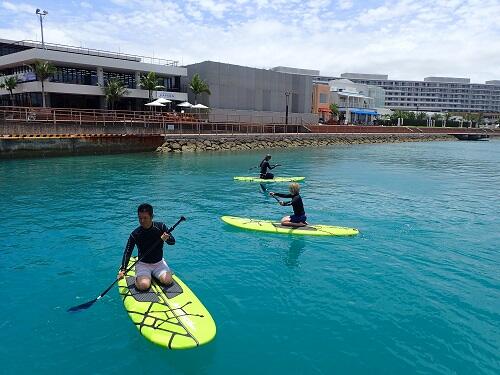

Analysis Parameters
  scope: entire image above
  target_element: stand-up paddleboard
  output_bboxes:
[221,216,359,236]
[234,176,305,183]
[118,257,216,349]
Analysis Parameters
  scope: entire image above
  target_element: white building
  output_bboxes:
[340,73,500,113]
[328,79,383,124]
[0,39,187,109]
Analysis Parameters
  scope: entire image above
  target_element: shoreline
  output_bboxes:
[0,133,457,159]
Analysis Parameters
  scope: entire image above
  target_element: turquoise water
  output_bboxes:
[1,140,499,374]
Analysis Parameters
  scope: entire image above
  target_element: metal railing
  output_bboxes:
[9,40,179,66]
[0,106,309,136]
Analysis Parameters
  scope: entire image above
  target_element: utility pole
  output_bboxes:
[36,9,48,49]
[285,91,290,125]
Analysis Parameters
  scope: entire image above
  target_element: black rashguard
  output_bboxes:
[120,221,175,270]
[259,160,275,175]
[274,193,305,216]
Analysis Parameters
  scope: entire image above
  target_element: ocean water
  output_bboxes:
[0,140,498,374]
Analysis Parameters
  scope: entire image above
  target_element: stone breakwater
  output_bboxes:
[156,134,454,153]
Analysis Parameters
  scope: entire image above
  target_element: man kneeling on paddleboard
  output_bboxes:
[259,154,280,179]
[270,183,307,227]
[117,203,175,290]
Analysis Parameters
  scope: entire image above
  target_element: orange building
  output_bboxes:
[311,82,331,121]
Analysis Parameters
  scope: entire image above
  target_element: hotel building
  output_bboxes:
[339,73,500,113]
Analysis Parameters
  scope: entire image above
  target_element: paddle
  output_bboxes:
[249,164,281,171]
[260,183,282,203]
[67,216,186,312]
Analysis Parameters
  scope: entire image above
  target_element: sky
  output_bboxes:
[1,0,499,83]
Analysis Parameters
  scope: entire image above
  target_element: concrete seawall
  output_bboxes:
[156,133,455,153]
[0,133,455,159]
[0,135,165,159]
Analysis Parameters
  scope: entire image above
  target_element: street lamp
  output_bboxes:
[285,91,290,125]
[36,9,48,49]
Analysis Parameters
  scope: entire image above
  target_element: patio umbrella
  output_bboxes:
[154,98,172,104]
[145,101,166,106]
[192,103,209,109]
[177,101,193,108]
[145,100,165,113]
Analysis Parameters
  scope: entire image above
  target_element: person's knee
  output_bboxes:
[160,272,173,285]
[135,278,151,291]
[163,272,174,285]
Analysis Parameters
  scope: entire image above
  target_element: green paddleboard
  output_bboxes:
[221,215,359,236]
[118,257,216,349]
[234,176,305,182]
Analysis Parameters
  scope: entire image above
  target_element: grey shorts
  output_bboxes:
[135,259,170,279]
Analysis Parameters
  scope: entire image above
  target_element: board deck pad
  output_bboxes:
[118,257,216,349]
[221,216,359,236]
[272,223,318,231]
[125,276,160,302]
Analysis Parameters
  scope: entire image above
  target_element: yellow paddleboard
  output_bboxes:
[118,257,216,349]
[221,216,359,236]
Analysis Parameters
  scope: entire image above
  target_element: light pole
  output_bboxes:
[36,9,48,49]
[285,91,290,125]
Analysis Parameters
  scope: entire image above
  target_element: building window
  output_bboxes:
[104,71,135,88]
[319,93,328,103]
[0,42,31,57]
[51,66,98,85]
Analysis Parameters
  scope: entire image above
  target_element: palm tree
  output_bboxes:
[416,112,427,121]
[0,76,18,105]
[442,112,452,127]
[406,111,416,120]
[474,112,483,128]
[100,78,128,110]
[139,72,164,102]
[30,60,56,107]
[431,112,442,127]
[329,103,339,121]
[391,109,407,123]
[189,73,211,104]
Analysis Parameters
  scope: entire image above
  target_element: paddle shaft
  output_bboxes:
[249,163,281,171]
[260,183,283,203]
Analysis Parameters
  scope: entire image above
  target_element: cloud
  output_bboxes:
[0,0,498,83]
[337,0,353,10]
[1,1,36,13]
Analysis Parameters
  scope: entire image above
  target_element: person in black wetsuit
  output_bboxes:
[259,154,279,179]
[270,183,307,227]
[117,203,175,291]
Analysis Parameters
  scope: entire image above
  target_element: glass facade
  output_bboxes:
[161,76,181,91]
[104,71,135,88]
[52,66,98,86]
[0,93,42,107]
[50,93,100,108]
[0,42,31,57]
[0,66,33,76]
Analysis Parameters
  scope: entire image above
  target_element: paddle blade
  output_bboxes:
[67,298,98,312]
[260,183,267,193]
